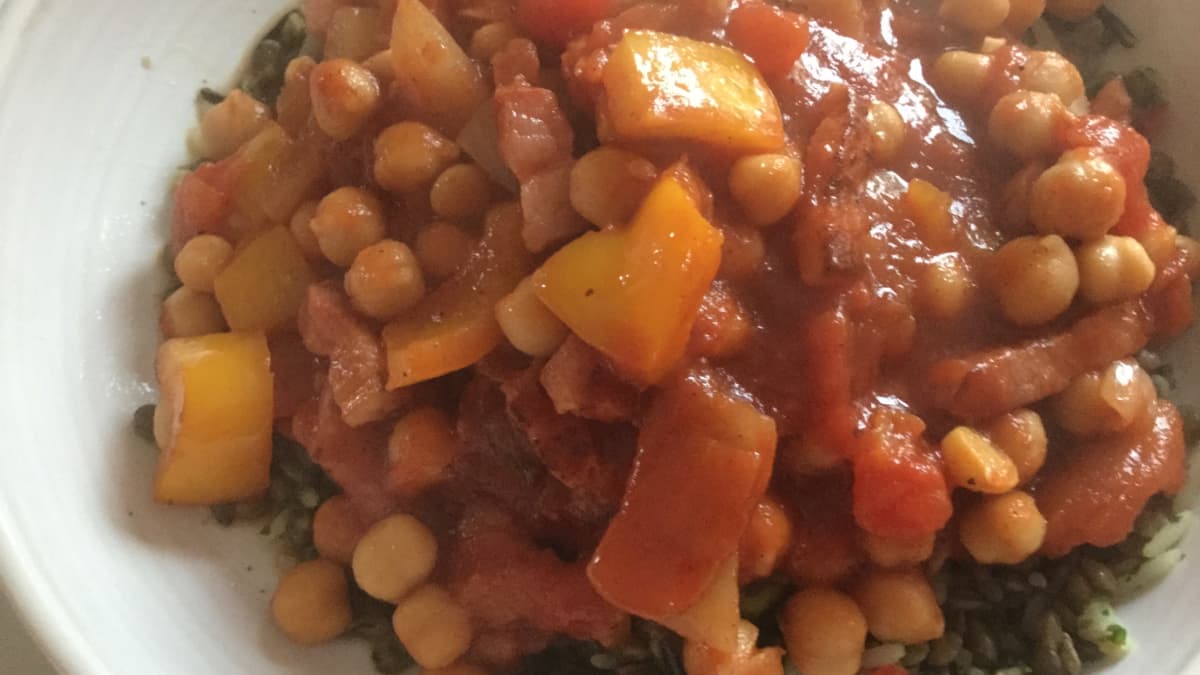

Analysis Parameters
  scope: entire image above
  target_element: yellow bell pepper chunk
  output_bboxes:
[905,178,955,251]
[603,31,785,154]
[213,226,315,333]
[534,165,724,385]
[384,203,532,389]
[153,332,274,504]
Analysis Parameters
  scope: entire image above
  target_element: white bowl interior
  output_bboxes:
[0,0,1197,673]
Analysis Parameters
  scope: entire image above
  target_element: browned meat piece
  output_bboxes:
[540,335,641,423]
[297,282,407,427]
[928,299,1154,422]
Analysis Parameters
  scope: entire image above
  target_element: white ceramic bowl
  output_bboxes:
[0,1,1197,673]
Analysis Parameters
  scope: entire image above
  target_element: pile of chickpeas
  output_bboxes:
[267,406,481,673]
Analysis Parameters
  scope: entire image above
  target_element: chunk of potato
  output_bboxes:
[232,123,324,234]
[534,163,723,385]
[602,31,785,153]
[391,0,488,134]
[214,226,316,333]
[153,332,274,504]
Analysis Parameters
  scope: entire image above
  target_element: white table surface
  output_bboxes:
[0,590,57,675]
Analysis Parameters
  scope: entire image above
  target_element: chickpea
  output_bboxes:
[344,240,426,320]
[271,559,353,645]
[1005,0,1047,33]
[728,153,804,227]
[983,409,1047,484]
[867,101,906,163]
[940,426,1020,494]
[931,51,992,102]
[1020,51,1086,105]
[1046,0,1103,21]
[959,491,1047,564]
[374,122,461,194]
[469,22,520,61]
[1000,162,1048,229]
[289,200,323,261]
[1052,359,1156,437]
[780,588,867,675]
[199,89,272,160]
[990,235,1079,326]
[570,148,658,227]
[392,585,474,670]
[174,235,233,293]
[861,532,936,569]
[1031,149,1127,241]
[431,164,498,222]
[918,253,973,319]
[160,287,226,338]
[1075,235,1156,305]
[853,569,945,644]
[495,277,569,358]
[310,58,381,141]
[939,0,1010,34]
[1177,234,1200,277]
[738,497,793,582]
[416,222,476,280]
[310,187,387,267]
[988,90,1069,161]
[312,495,370,565]
[979,37,1008,55]
[1139,217,1179,269]
[277,56,316,135]
[352,513,438,602]
[388,407,460,498]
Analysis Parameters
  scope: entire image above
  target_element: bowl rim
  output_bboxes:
[0,0,122,671]
[0,509,108,675]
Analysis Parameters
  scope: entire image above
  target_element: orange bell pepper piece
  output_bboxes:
[383,203,532,389]
[153,332,274,504]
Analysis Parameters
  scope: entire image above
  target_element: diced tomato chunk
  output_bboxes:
[170,159,242,253]
[1036,399,1186,558]
[853,410,953,540]
[726,3,811,79]
[517,0,617,48]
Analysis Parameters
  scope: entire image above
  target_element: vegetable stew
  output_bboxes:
[148,1,1200,673]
